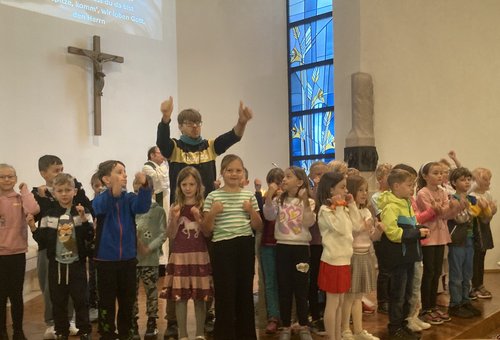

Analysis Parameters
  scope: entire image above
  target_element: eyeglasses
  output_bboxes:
[0,175,16,180]
[183,121,202,128]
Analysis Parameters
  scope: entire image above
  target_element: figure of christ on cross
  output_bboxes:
[68,35,124,135]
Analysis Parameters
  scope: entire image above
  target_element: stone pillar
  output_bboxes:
[344,72,378,191]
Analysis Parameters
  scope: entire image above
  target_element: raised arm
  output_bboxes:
[298,189,316,228]
[156,96,175,159]
[263,183,279,221]
[166,204,181,240]
[233,100,254,137]
[19,183,40,215]
[130,173,152,215]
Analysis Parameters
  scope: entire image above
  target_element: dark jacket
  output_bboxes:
[156,120,241,202]
[92,187,152,261]
[33,205,94,261]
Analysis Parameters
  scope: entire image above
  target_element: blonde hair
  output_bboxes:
[375,163,392,181]
[327,160,348,175]
[472,167,492,180]
[53,173,75,188]
[0,164,16,174]
[175,166,204,210]
[347,167,360,178]
[438,158,451,168]
[220,154,244,174]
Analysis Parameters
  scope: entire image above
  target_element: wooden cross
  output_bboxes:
[68,35,124,136]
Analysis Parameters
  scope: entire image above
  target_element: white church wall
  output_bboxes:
[0,1,177,196]
[175,0,289,185]
[336,0,500,269]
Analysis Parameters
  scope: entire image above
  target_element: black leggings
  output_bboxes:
[421,245,444,310]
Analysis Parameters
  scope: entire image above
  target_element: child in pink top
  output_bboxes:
[416,162,461,324]
[0,164,40,339]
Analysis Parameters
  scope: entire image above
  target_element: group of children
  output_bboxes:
[0,151,497,340]
[0,156,153,340]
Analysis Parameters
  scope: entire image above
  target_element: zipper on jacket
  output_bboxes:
[116,202,123,259]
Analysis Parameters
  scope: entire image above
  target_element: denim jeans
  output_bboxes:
[260,246,280,319]
[388,262,414,333]
[448,237,474,307]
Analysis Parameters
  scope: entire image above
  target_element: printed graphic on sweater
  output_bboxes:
[279,204,304,235]
[56,214,79,264]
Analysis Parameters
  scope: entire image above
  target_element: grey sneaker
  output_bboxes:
[298,328,313,340]
[279,327,291,340]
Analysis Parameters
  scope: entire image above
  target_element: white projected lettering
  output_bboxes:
[0,0,162,40]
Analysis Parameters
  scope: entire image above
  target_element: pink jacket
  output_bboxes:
[416,187,456,246]
[0,187,40,255]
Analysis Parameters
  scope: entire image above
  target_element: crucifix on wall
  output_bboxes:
[68,35,124,135]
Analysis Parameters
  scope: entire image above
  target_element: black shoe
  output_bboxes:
[12,331,26,340]
[403,326,421,340]
[145,317,158,339]
[55,335,69,340]
[377,302,389,314]
[448,305,474,318]
[163,321,178,340]
[0,329,8,340]
[462,302,482,316]
[388,328,416,340]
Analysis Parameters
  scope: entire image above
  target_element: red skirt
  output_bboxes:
[318,261,351,294]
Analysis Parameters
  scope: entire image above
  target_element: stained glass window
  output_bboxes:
[289,17,333,67]
[287,0,334,174]
[291,111,335,157]
[288,0,333,24]
[290,64,334,112]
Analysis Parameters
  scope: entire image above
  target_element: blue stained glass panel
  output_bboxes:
[289,0,332,23]
[290,111,335,157]
[289,17,333,67]
[290,64,334,112]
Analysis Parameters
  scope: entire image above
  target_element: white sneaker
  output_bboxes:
[43,326,56,340]
[406,317,423,332]
[342,329,355,340]
[353,329,379,340]
[69,321,79,336]
[413,316,431,330]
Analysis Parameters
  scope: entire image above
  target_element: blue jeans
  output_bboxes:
[388,262,414,333]
[448,237,474,307]
[260,246,280,320]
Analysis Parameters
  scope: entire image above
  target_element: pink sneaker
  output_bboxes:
[432,307,451,322]
[420,310,443,325]
[265,318,279,334]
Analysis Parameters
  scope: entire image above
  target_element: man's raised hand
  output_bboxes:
[160,96,174,123]
[238,101,254,125]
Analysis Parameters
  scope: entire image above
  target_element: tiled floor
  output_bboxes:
[4,271,499,339]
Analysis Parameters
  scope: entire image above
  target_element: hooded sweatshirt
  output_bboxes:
[378,191,423,267]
